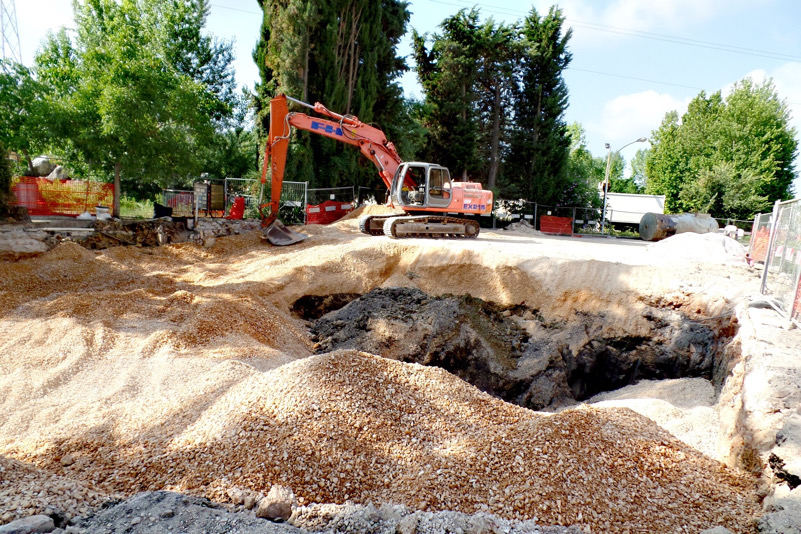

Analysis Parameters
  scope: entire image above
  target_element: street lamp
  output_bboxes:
[600,137,648,234]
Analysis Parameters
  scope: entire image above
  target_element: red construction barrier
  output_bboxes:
[540,215,573,235]
[305,200,354,224]
[10,176,114,216]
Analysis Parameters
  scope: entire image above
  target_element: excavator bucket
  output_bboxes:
[261,219,308,246]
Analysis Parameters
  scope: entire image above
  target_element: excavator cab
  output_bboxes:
[391,163,453,209]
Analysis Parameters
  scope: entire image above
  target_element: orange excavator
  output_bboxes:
[260,94,493,245]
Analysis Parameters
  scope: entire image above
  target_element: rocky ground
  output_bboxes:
[1,207,799,533]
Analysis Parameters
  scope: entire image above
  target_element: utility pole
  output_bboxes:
[1,0,22,65]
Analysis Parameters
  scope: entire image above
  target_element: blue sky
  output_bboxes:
[13,0,801,194]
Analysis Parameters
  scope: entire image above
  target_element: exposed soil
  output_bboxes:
[309,287,737,409]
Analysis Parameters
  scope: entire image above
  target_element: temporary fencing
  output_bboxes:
[759,198,801,328]
[162,189,194,218]
[224,178,260,213]
[11,176,114,216]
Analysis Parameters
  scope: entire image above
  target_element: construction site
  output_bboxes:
[1,205,800,534]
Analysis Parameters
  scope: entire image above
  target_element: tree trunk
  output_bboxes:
[461,83,468,180]
[529,85,542,197]
[113,161,121,217]
[488,82,502,190]
[302,32,310,103]
[21,148,33,176]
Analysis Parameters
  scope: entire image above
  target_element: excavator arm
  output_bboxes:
[260,94,402,244]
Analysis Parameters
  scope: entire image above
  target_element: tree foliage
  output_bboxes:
[563,123,604,207]
[646,78,797,219]
[0,141,12,205]
[254,0,411,189]
[0,61,50,173]
[9,0,240,211]
[505,6,572,204]
[412,6,575,205]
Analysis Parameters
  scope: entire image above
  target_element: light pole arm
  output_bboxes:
[600,137,647,235]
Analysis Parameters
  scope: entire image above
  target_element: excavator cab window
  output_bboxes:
[401,165,426,205]
[428,168,451,200]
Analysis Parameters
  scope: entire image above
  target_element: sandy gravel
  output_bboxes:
[0,214,761,533]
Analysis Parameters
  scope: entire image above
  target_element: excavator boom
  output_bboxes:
[260,93,492,244]
[260,94,404,245]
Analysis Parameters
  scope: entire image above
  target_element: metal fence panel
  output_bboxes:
[307,186,355,206]
[224,178,260,213]
[162,189,194,218]
[760,199,801,327]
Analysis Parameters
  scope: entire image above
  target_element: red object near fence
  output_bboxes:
[10,176,114,216]
[305,200,354,224]
[749,227,771,263]
[540,215,573,235]
[226,196,245,220]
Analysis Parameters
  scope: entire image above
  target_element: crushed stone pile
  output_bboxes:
[0,456,109,524]
[74,490,585,534]
[5,352,759,533]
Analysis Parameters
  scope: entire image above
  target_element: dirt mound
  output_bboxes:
[337,203,404,222]
[310,287,734,409]
[648,232,746,264]
[504,220,543,236]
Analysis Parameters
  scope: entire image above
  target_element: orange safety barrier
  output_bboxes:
[11,176,114,216]
[540,215,573,235]
[305,200,353,224]
[749,227,771,263]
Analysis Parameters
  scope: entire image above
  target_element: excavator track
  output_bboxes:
[358,215,389,236]
[382,215,480,239]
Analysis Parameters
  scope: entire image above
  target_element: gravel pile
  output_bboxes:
[0,456,110,525]
[6,352,759,533]
[71,490,585,534]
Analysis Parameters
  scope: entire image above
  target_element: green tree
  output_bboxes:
[35,0,235,213]
[254,0,411,190]
[0,61,50,173]
[0,141,12,206]
[563,123,603,207]
[647,79,797,219]
[413,8,482,180]
[504,6,572,204]
[607,153,640,194]
[630,148,649,191]
[475,20,518,189]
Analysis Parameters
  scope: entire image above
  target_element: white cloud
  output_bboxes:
[552,0,753,46]
[590,90,691,150]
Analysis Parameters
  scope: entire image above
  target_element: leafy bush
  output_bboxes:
[120,196,154,219]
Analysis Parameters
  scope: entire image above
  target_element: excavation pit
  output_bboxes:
[303,287,739,410]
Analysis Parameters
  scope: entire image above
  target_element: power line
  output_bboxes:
[427,0,801,64]
[210,3,261,16]
[567,67,705,91]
